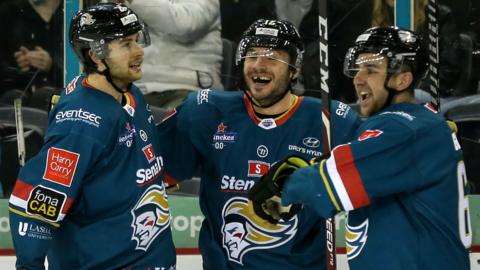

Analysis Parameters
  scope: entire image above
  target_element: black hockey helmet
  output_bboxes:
[344,26,428,79]
[69,3,150,72]
[235,19,304,68]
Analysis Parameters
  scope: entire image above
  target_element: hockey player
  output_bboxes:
[157,19,361,269]
[250,26,472,269]
[8,3,176,269]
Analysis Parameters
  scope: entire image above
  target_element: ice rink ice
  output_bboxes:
[0,254,479,269]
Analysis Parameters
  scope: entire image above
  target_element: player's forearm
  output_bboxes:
[282,162,340,218]
[9,213,52,270]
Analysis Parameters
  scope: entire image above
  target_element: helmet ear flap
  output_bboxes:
[89,39,109,60]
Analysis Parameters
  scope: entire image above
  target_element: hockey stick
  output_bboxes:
[10,70,40,168]
[318,0,335,269]
[426,0,440,110]
[14,98,25,167]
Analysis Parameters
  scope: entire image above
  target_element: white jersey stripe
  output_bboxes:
[9,194,27,209]
[326,154,354,211]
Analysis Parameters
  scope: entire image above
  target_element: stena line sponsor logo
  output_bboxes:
[55,108,101,127]
[221,175,255,192]
[136,156,164,185]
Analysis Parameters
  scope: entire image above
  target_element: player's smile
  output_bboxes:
[129,58,143,73]
[358,89,373,109]
[249,72,275,94]
[251,75,273,86]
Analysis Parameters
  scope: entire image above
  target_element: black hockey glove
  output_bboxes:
[248,155,309,224]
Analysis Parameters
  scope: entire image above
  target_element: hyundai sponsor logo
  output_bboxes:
[302,137,320,148]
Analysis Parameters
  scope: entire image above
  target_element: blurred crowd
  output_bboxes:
[0,0,479,197]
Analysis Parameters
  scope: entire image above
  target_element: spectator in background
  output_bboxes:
[220,0,276,44]
[371,0,427,30]
[371,0,479,99]
[275,0,312,30]
[276,0,372,103]
[370,0,394,27]
[106,0,223,109]
[0,0,63,107]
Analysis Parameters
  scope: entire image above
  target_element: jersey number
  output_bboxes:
[457,161,472,248]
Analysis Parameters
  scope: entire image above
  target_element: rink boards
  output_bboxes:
[1,195,479,255]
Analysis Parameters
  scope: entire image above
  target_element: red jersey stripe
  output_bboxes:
[11,179,74,214]
[11,179,33,201]
[334,145,371,208]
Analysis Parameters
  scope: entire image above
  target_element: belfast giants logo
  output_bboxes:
[221,197,298,265]
[131,184,170,251]
[346,218,369,260]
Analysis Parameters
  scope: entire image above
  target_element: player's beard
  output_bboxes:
[358,87,390,117]
[109,63,142,89]
[248,69,292,108]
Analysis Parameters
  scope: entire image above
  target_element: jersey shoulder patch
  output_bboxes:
[48,90,123,144]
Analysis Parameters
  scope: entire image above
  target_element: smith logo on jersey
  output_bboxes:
[221,197,298,265]
[130,184,170,251]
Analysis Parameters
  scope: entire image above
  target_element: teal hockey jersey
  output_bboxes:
[9,75,176,270]
[283,102,472,270]
[158,89,361,270]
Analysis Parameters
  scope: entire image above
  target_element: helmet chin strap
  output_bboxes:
[381,73,397,111]
[98,60,131,94]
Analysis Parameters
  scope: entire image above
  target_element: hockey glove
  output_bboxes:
[309,152,330,165]
[49,94,60,112]
[446,119,458,134]
[248,155,309,224]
